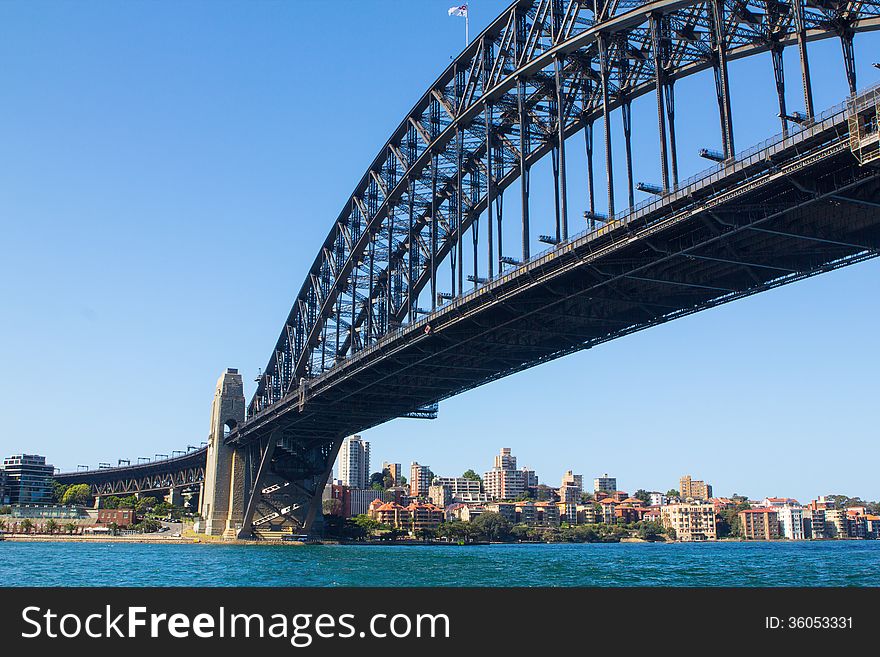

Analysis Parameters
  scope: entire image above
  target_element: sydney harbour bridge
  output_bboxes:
[58,0,880,538]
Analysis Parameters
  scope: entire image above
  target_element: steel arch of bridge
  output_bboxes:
[249,0,880,418]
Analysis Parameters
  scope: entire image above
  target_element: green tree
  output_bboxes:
[64,522,78,535]
[369,471,386,490]
[535,485,553,501]
[352,514,382,538]
[471,511,512,541]
[0,519,7,533]
[510,524,531,542]
[102,496,120,509]
[633,489,652,505]
[462,469,482,483]
[61,483,92,506]
[21,519,34,534]
[136,496,159,513]
[666,489,680,498]
[45,519,59,534]
[415,527,437,541]
[51,480,69,503]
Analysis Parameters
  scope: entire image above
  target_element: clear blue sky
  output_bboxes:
[1,1,878,503]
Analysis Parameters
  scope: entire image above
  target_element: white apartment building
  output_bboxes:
[649,492,668,507]
[337,435,370,489]
[776,505,805,540]
[432,476,483,499]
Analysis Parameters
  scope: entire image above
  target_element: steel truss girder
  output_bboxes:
[247,0,880,420]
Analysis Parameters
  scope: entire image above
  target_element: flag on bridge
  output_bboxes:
[448,4,469,45]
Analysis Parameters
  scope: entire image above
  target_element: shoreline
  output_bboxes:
[2,534,864,546]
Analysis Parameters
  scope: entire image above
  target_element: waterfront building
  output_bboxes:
[776,505,805,540]
[824,508,846,538]
[0,469,8,505]
[97,508,135,528]
[382,462,403,486]
[2,454,54,505]
[865,515,880,539]
[410,462,432,498]
[593,474,617,493]
[369,499,444,533]
[661,502,718,541]
[738,508,780,540]
[679,475,713,501]
[846,511,868,539]
[337,435,370,489]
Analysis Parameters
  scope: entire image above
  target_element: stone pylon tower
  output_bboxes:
[200,368,246,537]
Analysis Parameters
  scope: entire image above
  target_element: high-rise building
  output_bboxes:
[484,448,529,501]
[559,470,583,503]
[410,462,431,498]
[679,475,713,501]
[593,474,617,493]
[494,447,517,470]
[382,462,402,486]
[2,454,55,505]
[338,435,370,489]
[521,468,538,489]
[0,469,8,504]
[484,468,526,501]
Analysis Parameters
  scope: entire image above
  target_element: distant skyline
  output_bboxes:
[2,1,878,504]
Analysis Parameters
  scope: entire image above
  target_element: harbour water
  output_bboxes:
[2,540,878,586]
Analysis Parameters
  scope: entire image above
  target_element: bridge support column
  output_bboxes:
[166,487,183,507]
[199,368,246,537]
[236,433,343,540]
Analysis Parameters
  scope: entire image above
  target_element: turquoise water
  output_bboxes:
[1,541,878,586]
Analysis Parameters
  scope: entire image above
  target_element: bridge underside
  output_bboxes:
[230,121,880,537]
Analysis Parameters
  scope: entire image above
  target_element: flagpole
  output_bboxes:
[465,4,469,45]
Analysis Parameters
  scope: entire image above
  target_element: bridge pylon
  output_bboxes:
[200,368,246,537]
